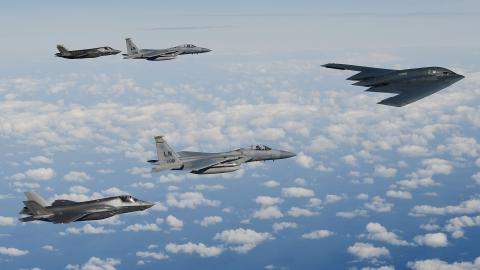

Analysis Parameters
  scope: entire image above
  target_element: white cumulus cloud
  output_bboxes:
[165,242,223,257]
[364,222,410,246]
[302,230,334,239]
[282,187,314,198]
[214,228,273,253]
[0,246,29,256]
[347,242,389,260]
[166,192,220,209]
[413,233,448,248]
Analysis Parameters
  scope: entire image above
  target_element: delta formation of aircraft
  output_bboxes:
[19,37,465,224]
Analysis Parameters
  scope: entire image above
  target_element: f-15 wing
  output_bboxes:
[144,50,180,61]
[184,156,250,172]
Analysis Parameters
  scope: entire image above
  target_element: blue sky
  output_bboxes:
[0,1,480,270]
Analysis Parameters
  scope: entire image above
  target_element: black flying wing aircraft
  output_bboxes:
[323,63,464,107]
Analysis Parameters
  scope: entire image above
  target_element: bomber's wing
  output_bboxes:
[323,63,414,107]
[322,63,395,81]
[51,212,89,224]
[377,89,437,107]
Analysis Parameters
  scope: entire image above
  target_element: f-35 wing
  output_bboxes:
[51,212,88,224]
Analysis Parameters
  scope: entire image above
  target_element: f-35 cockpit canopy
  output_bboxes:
[119,195,137,203]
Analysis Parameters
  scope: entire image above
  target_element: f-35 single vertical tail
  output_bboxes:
[25,192,49,207]
[20,192,53,222]
[148,136,183,172]
[56,45,71,56]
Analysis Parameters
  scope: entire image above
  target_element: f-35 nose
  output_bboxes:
[141,201,155,210]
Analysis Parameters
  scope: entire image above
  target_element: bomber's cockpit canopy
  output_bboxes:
[428,67,456,76]
[252,145,272,151]
[120,195,137,203]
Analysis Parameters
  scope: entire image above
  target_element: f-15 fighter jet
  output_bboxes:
[19,192,153,224]
[55,45,120,59]
[148,136,296,174]
[323,63,464,107]
[122,38,211,61]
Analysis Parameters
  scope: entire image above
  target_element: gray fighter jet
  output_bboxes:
[55,45,121,59]
[323,63,464,107]
[122,38,211,61]
[19,192,153,224]
[148,136,296,174]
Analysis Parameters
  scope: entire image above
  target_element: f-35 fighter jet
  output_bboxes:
[323,63,464,107]
[148,136,296,174]
[123,38,211,61]
[19,192,153,224]
[55,45,121,59]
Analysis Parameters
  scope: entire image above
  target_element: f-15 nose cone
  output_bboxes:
[279,150,296,159]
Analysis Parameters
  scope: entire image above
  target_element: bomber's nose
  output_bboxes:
[112,49,121,55]
[202,48,211,53]
[452,73,465,82]
[280,150,296,159]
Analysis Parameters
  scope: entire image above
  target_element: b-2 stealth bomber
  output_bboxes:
[148,136,296,174]
[19,192,153,224]
[123,38,211,61]
[55,45,121,59]
[323,63,464,107]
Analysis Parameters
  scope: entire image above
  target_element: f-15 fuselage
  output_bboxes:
[123,38,211,61]
[148,136,296,174]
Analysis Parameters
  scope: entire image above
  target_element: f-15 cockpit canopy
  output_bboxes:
[181,44,196,48]
[251,145,272,151]
[119,195,137,203]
